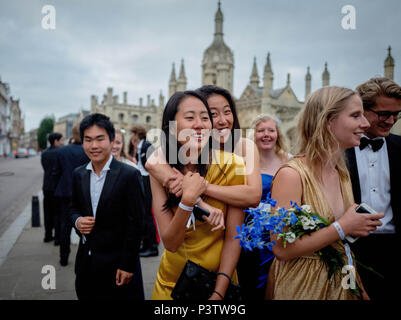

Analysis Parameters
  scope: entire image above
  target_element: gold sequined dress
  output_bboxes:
[152,150,245,300]
[266,157,362,300]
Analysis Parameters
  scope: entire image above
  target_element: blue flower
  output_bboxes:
[289,212,298,225]
[266,192,277,207]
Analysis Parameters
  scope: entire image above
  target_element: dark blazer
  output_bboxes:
[53,143,89,198]
[345,133,401,232]
[70,158,144,275]
[135,140,154,169]
[41,145,60,192]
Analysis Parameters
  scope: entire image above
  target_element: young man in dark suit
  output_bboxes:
[41,132,63,244]
[345,77,401,300]
[71,113,144,300]
[53,124,89,266]
[130,125,158,257]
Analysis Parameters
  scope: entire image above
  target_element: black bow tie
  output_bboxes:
[359,137,384,152]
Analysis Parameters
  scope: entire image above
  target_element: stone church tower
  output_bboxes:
[201,1,234,93]
[384,46,395,80]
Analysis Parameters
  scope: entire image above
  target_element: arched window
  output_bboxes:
[132,115,138,123]
[118,113,124,124]
[146,116,151,123]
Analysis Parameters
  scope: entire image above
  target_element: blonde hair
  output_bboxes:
[115,130,128,159]
[298,86,358,181]
[356,77,401,110]
[251,113,288,161]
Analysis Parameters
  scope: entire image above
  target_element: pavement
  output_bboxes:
[0,191,162,300]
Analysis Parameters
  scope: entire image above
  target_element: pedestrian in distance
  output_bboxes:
[53,123,89,266]
[41,132,63,245]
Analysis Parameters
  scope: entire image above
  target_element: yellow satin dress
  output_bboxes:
[266,157,362,300]
[152,150,246,300]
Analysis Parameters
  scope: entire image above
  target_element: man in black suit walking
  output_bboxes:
[130,125,158,257]
[71,113,144,300]
[41,132,63,244]
[53,124,89,266]
[345,77,401,299]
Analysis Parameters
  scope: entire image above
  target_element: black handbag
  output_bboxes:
[171,259,242,301]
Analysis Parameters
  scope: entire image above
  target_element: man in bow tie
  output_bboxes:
[345,77,401,300]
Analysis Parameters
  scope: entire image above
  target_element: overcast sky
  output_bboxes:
[1,0,400,132]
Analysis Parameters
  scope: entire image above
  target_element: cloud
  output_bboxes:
[0,0,399,131]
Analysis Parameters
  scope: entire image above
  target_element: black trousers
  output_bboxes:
[43,190,59,241]
[75,253,144,300]
[141,175,158,249]
[351,233,400,300]
[57,196,73,262]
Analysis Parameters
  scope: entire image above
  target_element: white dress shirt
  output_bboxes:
[76,155,113,251]
[354,136,396,234]
[136,139,149,176]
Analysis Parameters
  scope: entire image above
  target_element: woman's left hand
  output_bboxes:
[198,200,225,232]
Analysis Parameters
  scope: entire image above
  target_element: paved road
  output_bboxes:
[0,156,42,237]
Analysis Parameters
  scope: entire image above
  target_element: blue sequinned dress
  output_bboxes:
[237,173,275,300]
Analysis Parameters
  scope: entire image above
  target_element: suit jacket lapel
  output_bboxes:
[345,148,361,204]
[95,158,121,218]
[82,169,93,216]
[385,135,400,229]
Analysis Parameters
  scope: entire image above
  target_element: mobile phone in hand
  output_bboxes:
[193,205,210,222]
[345,203,378,243]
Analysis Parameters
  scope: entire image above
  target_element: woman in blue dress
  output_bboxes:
[237,113,291,300]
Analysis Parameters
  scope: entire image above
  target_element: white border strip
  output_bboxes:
[0,192,42,267]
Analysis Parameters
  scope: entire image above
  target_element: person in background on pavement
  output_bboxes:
[71,113,144,300]
[53,123,89,266]
[111,129,145,300]
[41,132,63,245]
[345,77,401,300]
[130,124,159,258]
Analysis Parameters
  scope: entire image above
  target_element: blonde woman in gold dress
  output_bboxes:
[267,86,385,300]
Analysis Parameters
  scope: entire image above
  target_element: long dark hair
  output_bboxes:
[196,85,241,152]
[161,90,213,209]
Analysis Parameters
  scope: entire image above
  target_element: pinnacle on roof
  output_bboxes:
[385,45,395,66]
[178,59,187,80]
[264,52,273,74]
[169,63,176,82]
[306,66,311,80]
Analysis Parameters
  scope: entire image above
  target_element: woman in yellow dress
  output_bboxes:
[267,86,385,300]
[150,90,245,300]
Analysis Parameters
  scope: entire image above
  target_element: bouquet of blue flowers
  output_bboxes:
[235,193,361,296]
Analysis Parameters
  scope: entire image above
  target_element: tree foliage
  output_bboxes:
[37,117,54,150]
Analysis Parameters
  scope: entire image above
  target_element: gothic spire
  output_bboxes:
[250,57,259,88]
[322,62,330,87]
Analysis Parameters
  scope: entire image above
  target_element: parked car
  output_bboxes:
[14,148,29,158]
[28,148,37,156]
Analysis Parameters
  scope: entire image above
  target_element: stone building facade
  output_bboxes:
[9,97,24,152]
[90,87,164,146]
[0,78,10,156]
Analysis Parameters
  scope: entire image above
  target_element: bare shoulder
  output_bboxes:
[272,166,303,207]
[274,166,301,184]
